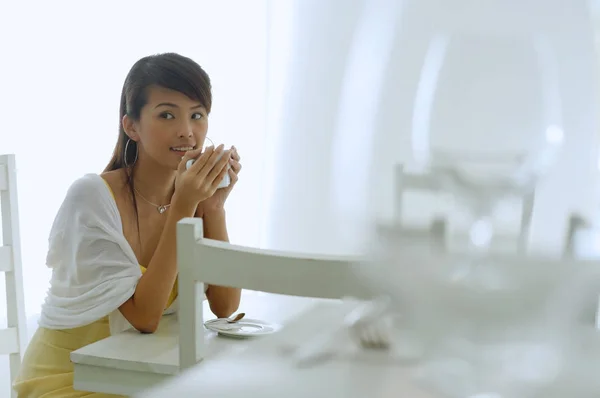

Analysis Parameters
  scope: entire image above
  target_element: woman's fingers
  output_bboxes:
[206,149,231,185]
[228,167,239,185]
[229,159,242,174]
[211,162,232,190]
[189,144,223,176]
[178,146,205,173]
[231,146,240,161]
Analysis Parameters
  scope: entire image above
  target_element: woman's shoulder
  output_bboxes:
[55,173,118,225]
[66,173,105,196]
[59,174,110,210]
[99,169,127,198]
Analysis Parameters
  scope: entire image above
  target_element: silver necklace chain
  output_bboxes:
[133,187,171,214]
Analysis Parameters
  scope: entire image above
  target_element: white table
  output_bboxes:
[71,292,327,396]
[137,300,438,398]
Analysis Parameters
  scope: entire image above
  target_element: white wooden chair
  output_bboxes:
[176,218,371,370]
[394,163,535,253]
[0,155,27,398]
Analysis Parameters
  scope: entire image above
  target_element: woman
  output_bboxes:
[14,52,242,397]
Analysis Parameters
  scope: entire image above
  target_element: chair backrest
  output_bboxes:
[563,213,600,259]
[176,217,370,370]
[0,155,27,398]
[394,163,535,253]
[561,213,600,327]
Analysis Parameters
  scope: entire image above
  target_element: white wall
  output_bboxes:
[264,0,600,256]
[264,0,385,254]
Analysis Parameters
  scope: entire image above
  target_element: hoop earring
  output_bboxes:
[124,138,138,168]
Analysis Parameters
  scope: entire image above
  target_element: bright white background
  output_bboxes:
[0,1,273,392]
[0,0,271,315]
[1,0,600,395]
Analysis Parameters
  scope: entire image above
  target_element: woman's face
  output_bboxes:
[125,85,209,170]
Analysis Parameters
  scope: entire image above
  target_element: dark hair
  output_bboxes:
[104,53,212,234]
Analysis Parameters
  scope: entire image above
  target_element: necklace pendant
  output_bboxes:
[158,205,168,214]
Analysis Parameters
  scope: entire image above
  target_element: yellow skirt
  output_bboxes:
[14,266,178,397]
[13,316,124,397]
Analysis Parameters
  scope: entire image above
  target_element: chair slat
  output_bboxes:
[0,165,7,191]
[0,246,13,272]
[0,154,27,398]
[0,327,19,355]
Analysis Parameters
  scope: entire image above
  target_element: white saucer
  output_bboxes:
[204,318,281,338]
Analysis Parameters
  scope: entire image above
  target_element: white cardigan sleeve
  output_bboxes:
[38,174,142,334]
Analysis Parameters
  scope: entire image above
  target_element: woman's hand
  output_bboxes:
[172,144,231,214]
[197,146,241,214]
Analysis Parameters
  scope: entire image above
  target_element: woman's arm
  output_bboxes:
[118,204,194,333]
[201,209,242,318]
